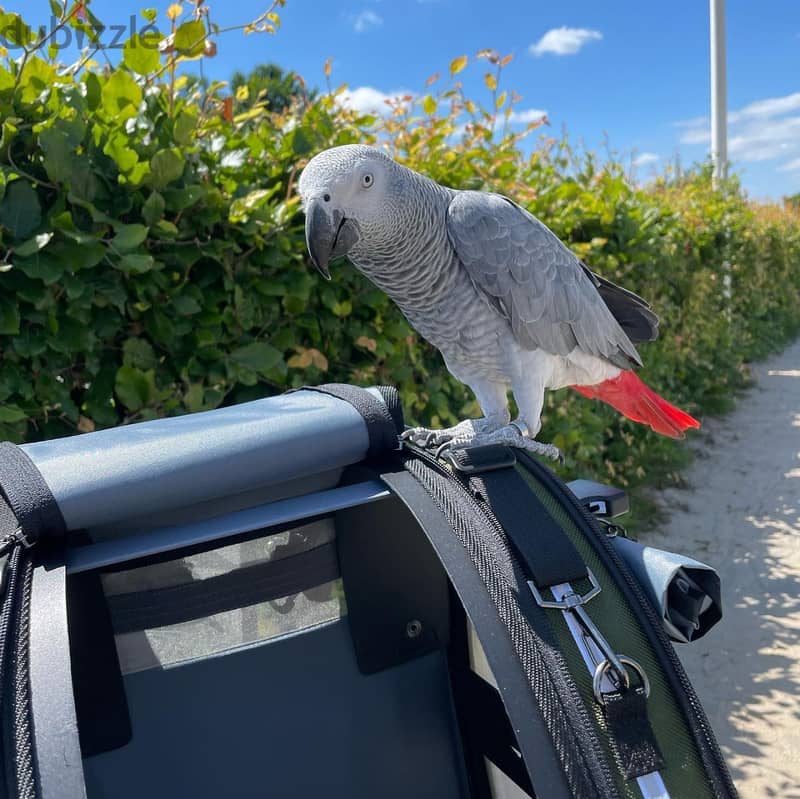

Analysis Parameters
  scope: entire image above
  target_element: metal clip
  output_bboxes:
[528,569,602,610]
[530,570,628,688]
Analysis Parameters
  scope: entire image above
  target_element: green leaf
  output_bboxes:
[173,20,207,56]
[123,33,162,75]
[15,252,63,284]
[18,57,57,105]
[163,185,206,211]
[0,12,34,47]
[149,148,184,189]
[141,8,157,23]
[103,133,139,173]
[101,70,143,121]
[0,296,20,335]
[115,365,155,412]
[0,181,41,239]
[0,406,27,424]
[122,338,158,370]
[230,342,283,374]
[172,294,202,316]
[183,383,205,413]
[288,127,312,156]
[117,254,155,274]
[229,188,276,222]
[422,95,437,115]
[39,126,75,183]
[173,110,198,146]
[14,232,53,257]
[112,224,148,251]
[142,192,165,226]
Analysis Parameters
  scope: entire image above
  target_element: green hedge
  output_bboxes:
[1,7,799,497]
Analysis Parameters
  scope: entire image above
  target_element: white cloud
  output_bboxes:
[529,27,602,57]
[353,10,382,33]
[779,157,800,172]
[339,86,410,115]
[674,115,708,129]
[729,92,800,124]
[633,152,659,167]
[508,108,548,124]
[677,91,800,165]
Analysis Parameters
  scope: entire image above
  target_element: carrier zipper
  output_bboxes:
[402,444,619,799]
[516,453,738,799]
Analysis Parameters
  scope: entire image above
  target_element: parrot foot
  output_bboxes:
[435,422,564,464]
[400,416,506,448]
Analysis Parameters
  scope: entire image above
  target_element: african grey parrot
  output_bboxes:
[298,144,699,460]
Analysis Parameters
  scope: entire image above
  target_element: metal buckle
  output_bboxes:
[593,656,651,705]
[528,569,601,610]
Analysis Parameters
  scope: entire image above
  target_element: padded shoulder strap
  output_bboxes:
[298,384,403,459]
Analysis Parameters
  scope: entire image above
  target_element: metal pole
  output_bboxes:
[710,0,728,187]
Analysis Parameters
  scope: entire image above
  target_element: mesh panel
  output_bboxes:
[102,519,345,674]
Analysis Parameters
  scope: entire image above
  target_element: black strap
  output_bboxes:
[603,687,666,779]
[0,442,65,543]
[379,461,614,799]
[297,384,403,459]
[449,446,588,589]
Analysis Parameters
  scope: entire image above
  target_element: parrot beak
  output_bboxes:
[304,198,359,280]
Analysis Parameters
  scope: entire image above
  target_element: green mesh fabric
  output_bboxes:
[518,467,715,799]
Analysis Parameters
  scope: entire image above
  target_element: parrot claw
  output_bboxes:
[437,423,564,464]
[400,417,505,449]
[402,420,563,463]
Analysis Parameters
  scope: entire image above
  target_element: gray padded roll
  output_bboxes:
[22,391,370,532]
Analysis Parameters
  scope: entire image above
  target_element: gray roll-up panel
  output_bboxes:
[22,391,370,532]
[610,536,723,643]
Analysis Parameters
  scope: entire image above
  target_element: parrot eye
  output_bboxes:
[361,173,374,189]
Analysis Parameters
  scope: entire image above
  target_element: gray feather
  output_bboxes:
[446,192,642,370]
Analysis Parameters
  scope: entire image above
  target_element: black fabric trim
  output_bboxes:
[603,687,665,779]
[107,542,339,634]
[297,384,401,459]
[379,462,609,799]
[453,666,536,796]
[467,462,588,589]
[0,442,65,542]
[374,385,405,434]
[68,569,132,758]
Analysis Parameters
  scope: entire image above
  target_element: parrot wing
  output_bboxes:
[446,191,643,370]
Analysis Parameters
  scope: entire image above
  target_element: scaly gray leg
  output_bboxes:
[437,419,563,463]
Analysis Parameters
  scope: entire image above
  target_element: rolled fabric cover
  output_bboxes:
[609,536,722,643]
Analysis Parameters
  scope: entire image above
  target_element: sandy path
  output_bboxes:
[645,340,800,799]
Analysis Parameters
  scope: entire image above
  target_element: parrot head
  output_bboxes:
[298,144,398,279]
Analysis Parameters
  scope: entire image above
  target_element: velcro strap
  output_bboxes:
[297,384,402,459]
[467,463,589,590]
[603,687,666,779]
[0,442,66,542]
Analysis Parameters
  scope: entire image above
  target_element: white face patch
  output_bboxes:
[298,145,392,213]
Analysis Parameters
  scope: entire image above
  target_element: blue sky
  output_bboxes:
[7,0,800,199]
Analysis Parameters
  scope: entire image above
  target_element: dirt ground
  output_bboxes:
[645,339,800,799]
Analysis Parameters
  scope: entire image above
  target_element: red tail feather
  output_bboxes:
[573,371,700,438]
